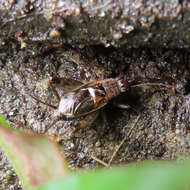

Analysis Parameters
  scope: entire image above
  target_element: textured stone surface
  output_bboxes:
[0,0,190,48]
[0,43,190,189]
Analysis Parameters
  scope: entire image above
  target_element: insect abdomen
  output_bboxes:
[102,77,128,101]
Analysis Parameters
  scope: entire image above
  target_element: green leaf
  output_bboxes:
[0,114,11,128]
[1,114,190,190]
[0,114,69,190]
[39,160,190,190]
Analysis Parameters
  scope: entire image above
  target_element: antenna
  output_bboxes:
[28,94,57,109]
[131,82,174,89]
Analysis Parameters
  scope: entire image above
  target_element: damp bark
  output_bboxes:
[1,0,190,190]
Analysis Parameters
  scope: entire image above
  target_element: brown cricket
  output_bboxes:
[30,74,173,134]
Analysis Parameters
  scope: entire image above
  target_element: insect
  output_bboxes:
[26,49,174,137]
[30,74,174,136]
[30,75,129,134]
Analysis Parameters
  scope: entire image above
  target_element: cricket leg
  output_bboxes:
[114,103,131,109]
[72,111,100,133]
[112,102,139,114]
[100,109,108,129]
[48,74,61,102]
[44,115,65,133]
[95,110,109,137]
[55,112,100,141]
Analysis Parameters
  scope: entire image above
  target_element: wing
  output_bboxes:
[49,74,84,93]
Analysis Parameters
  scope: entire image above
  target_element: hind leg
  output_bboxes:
[72,111,100,133]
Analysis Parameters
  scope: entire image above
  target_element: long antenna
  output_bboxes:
[29,94,57,109]
[131,82,173,89]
